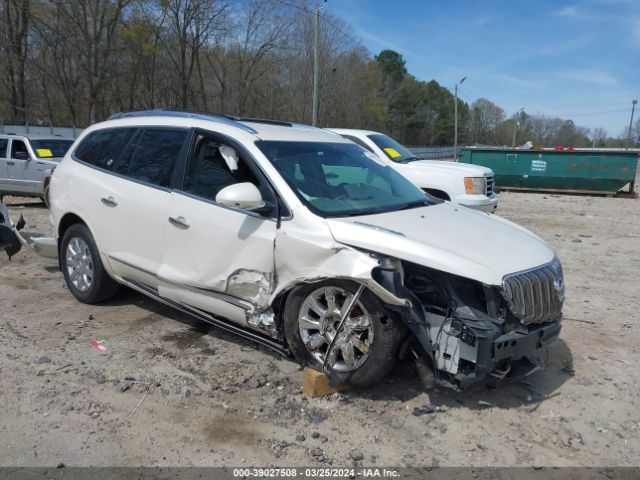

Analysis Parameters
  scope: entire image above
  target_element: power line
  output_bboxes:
[272,0,359,44]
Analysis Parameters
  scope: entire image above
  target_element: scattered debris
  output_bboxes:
[130,390,149,416]
[95,374,106,385]
[349,450,364,461]
[5,321,28,339]
[565,317,596,325]
[118,376,136,393]
[295,434,305,442]
[412,404,438,416]
[90,340,108,352]
[35,356,51,364]
[54,363,72,372]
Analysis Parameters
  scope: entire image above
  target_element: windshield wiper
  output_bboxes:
[396,199,432,211]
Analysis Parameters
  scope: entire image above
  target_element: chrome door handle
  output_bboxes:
[100,196,117,207]
[7,161,15,166]
[168,216,189,229]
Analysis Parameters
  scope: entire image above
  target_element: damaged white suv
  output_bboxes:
[4,111,564,390]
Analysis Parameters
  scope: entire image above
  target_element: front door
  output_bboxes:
[158,132,277,323]
[7,139,39,193]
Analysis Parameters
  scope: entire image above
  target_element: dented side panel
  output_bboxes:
[158,192,277,313]
[272,215,407,307]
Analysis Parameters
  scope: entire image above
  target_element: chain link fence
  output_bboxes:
[0,124,83,138]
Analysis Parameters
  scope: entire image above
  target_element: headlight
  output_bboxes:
[464,177,486,195]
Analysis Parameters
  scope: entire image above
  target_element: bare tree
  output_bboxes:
[1,0,30,123]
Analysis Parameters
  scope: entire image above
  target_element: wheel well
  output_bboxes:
[58,213,86,240]
[423,188,450,201]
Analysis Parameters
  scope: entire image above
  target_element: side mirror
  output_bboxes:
[14,151,30,160]
[215,182,265,211]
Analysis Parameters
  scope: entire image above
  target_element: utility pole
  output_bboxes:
[626,99,637,150]
[312,3,325,127]
[511,107,524,148]
[453,76,466,160]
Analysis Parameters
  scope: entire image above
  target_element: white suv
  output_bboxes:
[328,129,498,212]
[3,111,564,390]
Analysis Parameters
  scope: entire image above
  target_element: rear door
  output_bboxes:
[72,127,190,287]
[158,131,277,320]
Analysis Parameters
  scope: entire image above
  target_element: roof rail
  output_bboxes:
[106,109,258,134]
[233,117,293,127]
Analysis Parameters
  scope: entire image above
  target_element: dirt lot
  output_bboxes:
[1,183,639,468]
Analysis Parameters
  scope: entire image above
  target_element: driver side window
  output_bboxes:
[10,140,29,159]
[182,134,274,212]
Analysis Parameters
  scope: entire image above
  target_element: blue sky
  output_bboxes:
[326,0,640,136]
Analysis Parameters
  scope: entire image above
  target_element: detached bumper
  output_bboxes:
[0,201,57,260]
[454,193,499,213]
[454,318,562,390]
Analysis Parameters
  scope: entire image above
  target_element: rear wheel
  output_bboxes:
[61,223,120,303]
[284,280,402,387]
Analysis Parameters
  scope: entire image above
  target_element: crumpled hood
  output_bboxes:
[327,202,554,286]
[404,160,493,177]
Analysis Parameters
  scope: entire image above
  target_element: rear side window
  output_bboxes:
[0,139,7,157]
[74,128,187,187]
[74,128,136,169]
[112,129,187,187]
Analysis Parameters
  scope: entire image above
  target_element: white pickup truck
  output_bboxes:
[328,129,499,212]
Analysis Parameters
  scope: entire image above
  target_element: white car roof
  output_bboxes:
[85,111,349,144]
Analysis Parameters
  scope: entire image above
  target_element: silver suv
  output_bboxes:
[0,134,74,207]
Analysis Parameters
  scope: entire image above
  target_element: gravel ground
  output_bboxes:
[1,179,639,468]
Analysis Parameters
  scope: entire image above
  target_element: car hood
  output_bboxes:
[401,160,493,177]
[326,203,554,286]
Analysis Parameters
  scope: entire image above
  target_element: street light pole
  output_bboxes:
[511,107,524,148]
[626,99,638,150]
[453,76,466,160]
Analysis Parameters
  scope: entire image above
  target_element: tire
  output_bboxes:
[43,183,51,209]
[284,279,402,388]
[60,223,120,304]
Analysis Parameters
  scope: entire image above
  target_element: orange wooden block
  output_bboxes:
[302,367,348,398]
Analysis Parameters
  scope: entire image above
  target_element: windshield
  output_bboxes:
[30,139,74,158]
[367,133,418,163]
[256,140,433,218]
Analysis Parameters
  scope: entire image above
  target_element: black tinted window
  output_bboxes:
[11,140,29,158]
[0,139,7,157]
[112,129,186,187]
[74,128,135,169]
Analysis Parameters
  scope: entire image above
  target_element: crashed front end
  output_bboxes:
[375,256,564,390]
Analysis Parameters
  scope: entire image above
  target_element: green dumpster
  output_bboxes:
[459,147,638,195]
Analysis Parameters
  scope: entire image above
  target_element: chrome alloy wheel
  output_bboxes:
[298,286,374,372]
[65,237,94,293]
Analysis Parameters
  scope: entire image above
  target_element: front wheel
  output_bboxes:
[284,280,402,387]
[61,223,120,304]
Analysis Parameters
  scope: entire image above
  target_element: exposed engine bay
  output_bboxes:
[375,257,564,390]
